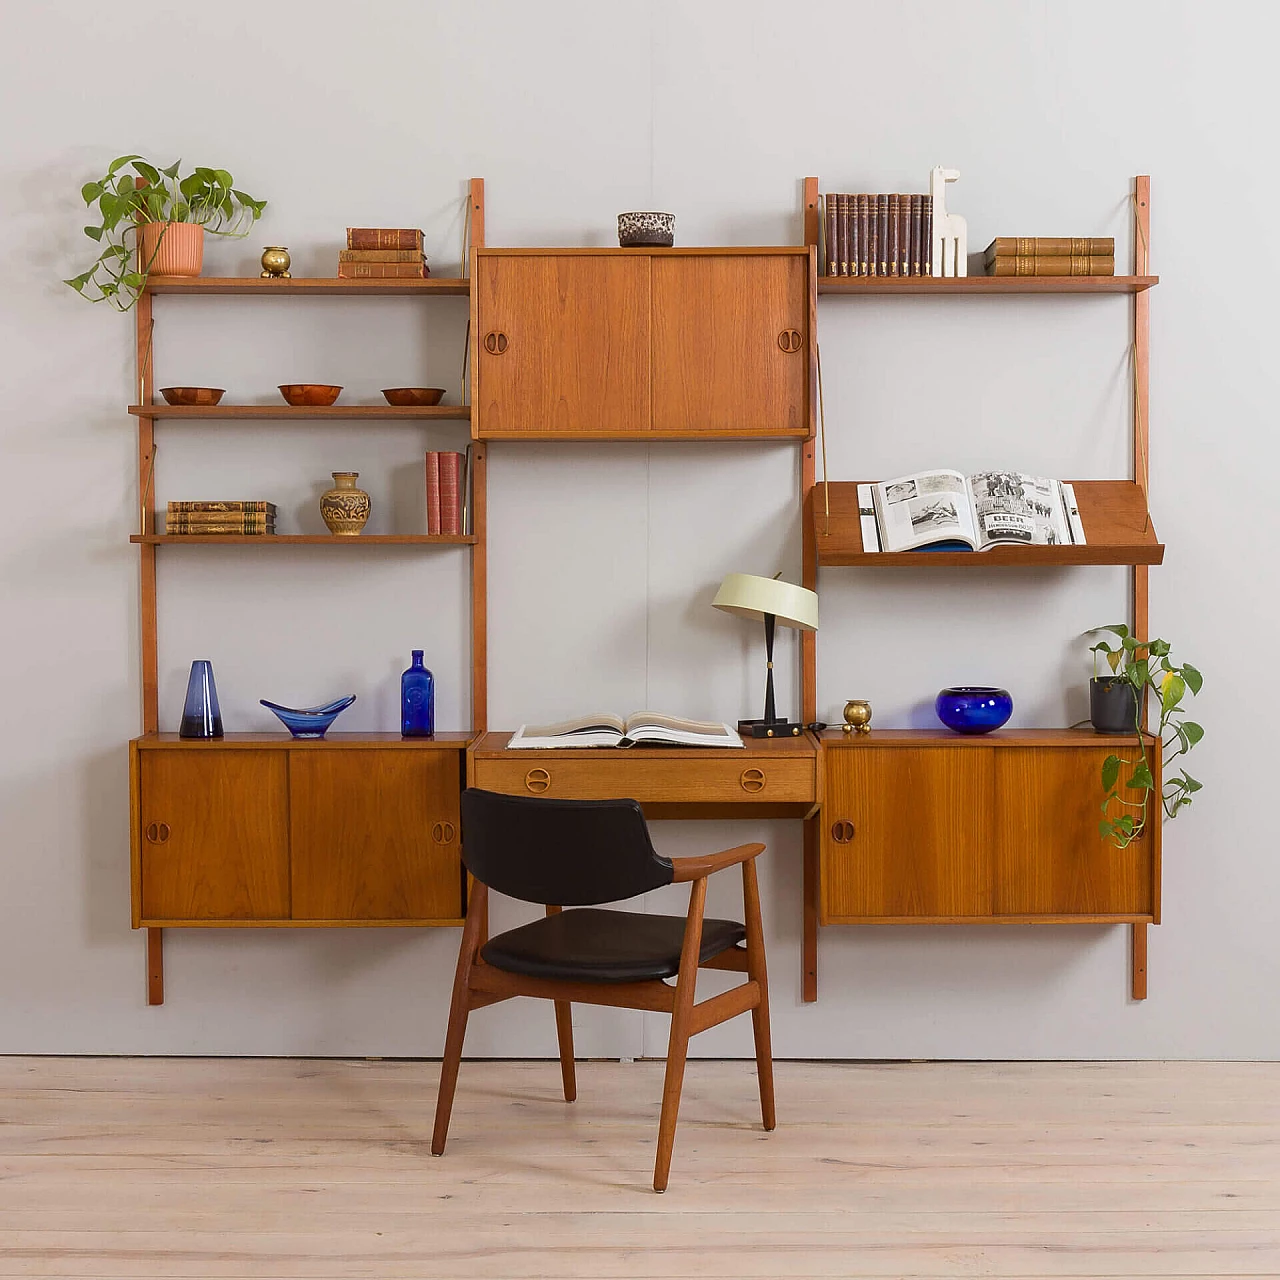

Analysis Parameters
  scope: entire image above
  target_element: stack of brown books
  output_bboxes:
[425,448,472,536]
[984,237,1115,277]
[166,501,276,535]
[824,193,932,277]
[338,229,430,279]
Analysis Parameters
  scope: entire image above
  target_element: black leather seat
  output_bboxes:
[481,907,746,983]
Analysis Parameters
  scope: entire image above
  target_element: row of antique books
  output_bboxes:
[426,448,472,536]
[166,500,275,535]
[338,228,431,279]
[824,193,933,277]
[984,237,1115,276]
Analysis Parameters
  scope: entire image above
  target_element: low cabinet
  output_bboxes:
[818,730,1159,991]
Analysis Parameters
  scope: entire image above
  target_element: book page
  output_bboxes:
[874,471,977,552]
[624,712,731,736]
[967,472,1070,549]
[623,712,743,748]
[508,713,627,748]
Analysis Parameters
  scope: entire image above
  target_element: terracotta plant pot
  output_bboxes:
[139,221,204,277]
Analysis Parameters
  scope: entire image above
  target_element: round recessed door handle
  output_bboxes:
[777,328,804,353]
[483,331,509,355]
[432,821,458,843]
[740,767,766,794]
[145,822,170,844]
[525,768,551,794]
[831,819,856,844]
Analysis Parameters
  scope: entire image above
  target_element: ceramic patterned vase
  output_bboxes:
[320,472,371,536]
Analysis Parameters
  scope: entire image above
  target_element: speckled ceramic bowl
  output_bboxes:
[618,211,675,248]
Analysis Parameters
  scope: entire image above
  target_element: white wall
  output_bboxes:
[0,0,1274,1059]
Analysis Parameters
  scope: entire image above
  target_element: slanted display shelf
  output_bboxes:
[810,480,1163,567]
[145,275,470,297]
[130,405,471,422]
[817,275,1158,296]
[131,534,475,546]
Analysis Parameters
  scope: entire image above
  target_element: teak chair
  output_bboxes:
[431,788,775,1192]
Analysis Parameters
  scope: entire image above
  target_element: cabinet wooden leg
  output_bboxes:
[1131,922,1148,1000]
[802,815,818,1003]
[147,928,164,1006]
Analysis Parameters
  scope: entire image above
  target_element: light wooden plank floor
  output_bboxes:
[1,1057,1278,1278]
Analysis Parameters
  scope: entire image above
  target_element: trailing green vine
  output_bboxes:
[1087,625,1204,849]
[65,155,266,311]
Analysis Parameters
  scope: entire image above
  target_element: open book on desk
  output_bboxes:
[508,713,744,749]
[860,469,1086,553]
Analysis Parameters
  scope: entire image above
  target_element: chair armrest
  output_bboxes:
[670,842,765,883]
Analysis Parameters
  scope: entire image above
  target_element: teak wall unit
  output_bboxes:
[127,175,1164,1012]
[799,175,1159,1003]
[129,180,488,1004]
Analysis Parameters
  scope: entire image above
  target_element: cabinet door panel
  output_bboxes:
[651,254,808,433]
[139,751,289,920]
[290,751,462,921]
[822,747,994,920]
[475,254,650,434]
[995,748,1154,915]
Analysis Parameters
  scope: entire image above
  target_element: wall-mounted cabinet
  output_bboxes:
[819,730,1159,926]
[471,248,814,440]
[131,736,468,929]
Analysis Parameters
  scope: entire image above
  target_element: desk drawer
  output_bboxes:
[472,753,815,805]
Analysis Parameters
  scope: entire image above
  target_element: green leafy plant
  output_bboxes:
[65,156,267,310]
[1087,624,1204,848]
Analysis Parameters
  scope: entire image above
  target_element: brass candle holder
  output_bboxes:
[260,246,291,278]
[841,699,872,733]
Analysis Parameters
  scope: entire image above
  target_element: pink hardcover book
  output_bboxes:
[425,452,441,535]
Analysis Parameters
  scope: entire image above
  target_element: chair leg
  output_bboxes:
[553,1001,577,1102]
[742,855,776,1131]
[653,875,707,1193]
[431,882,487,1156]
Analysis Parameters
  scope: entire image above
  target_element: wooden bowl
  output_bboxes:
[159,387,225,407]
[279,384,342,407]
[381,387,445,407]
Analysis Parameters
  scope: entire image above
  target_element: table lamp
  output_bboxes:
[712,572,818,738]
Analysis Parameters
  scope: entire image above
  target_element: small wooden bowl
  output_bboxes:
[159,387,225,407]
[381,387,445,407]
[279,384,342,407]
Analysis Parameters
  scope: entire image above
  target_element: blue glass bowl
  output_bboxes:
[935,687,1012,735]
[260,694,356,739]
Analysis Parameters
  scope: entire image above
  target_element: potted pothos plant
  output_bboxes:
[1086,624,1204,849]
[65,156,266,311]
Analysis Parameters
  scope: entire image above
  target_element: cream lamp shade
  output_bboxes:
[712,573,818,737]
[712,573,818,631]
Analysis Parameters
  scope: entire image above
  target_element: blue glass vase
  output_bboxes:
[401,650,435,737]
[179,660,223,738]
[935,686,1012,735]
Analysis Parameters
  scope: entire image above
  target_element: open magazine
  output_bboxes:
[508,712,743,749]
[861,469,1086,553]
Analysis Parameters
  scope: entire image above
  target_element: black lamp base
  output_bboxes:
[737,717,806,739]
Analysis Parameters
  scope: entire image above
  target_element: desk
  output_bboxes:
[468,732,819,821]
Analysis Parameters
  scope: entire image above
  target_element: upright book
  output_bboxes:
[507,713,743,749]
[864,469,1086,553]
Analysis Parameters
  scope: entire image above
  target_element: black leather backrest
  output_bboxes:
[460,789,675,906]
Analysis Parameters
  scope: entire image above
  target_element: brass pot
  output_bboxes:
[260,246,291,278]
[842,699,872,733]
[320,472,370,536]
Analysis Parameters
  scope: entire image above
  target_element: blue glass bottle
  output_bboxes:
[401,650,435,737]
[179,660,223,738]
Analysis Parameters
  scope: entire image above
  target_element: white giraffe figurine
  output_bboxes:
[930,166,968,277]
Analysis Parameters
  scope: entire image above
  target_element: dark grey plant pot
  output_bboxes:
[1090,676,1139,735]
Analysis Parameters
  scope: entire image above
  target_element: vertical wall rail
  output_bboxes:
[1131,174,1152,1001]
[468,179,487,735]
[801,178,822,1001]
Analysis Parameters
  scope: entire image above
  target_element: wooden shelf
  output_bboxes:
[811,480,1163,567]
[135,732,476,749]
[132,534,475,546]
[131,404,470,421]
[819,728,1158,748]
[476,427,811,442]
[817,275,1158,296]
[145,276,470,297]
